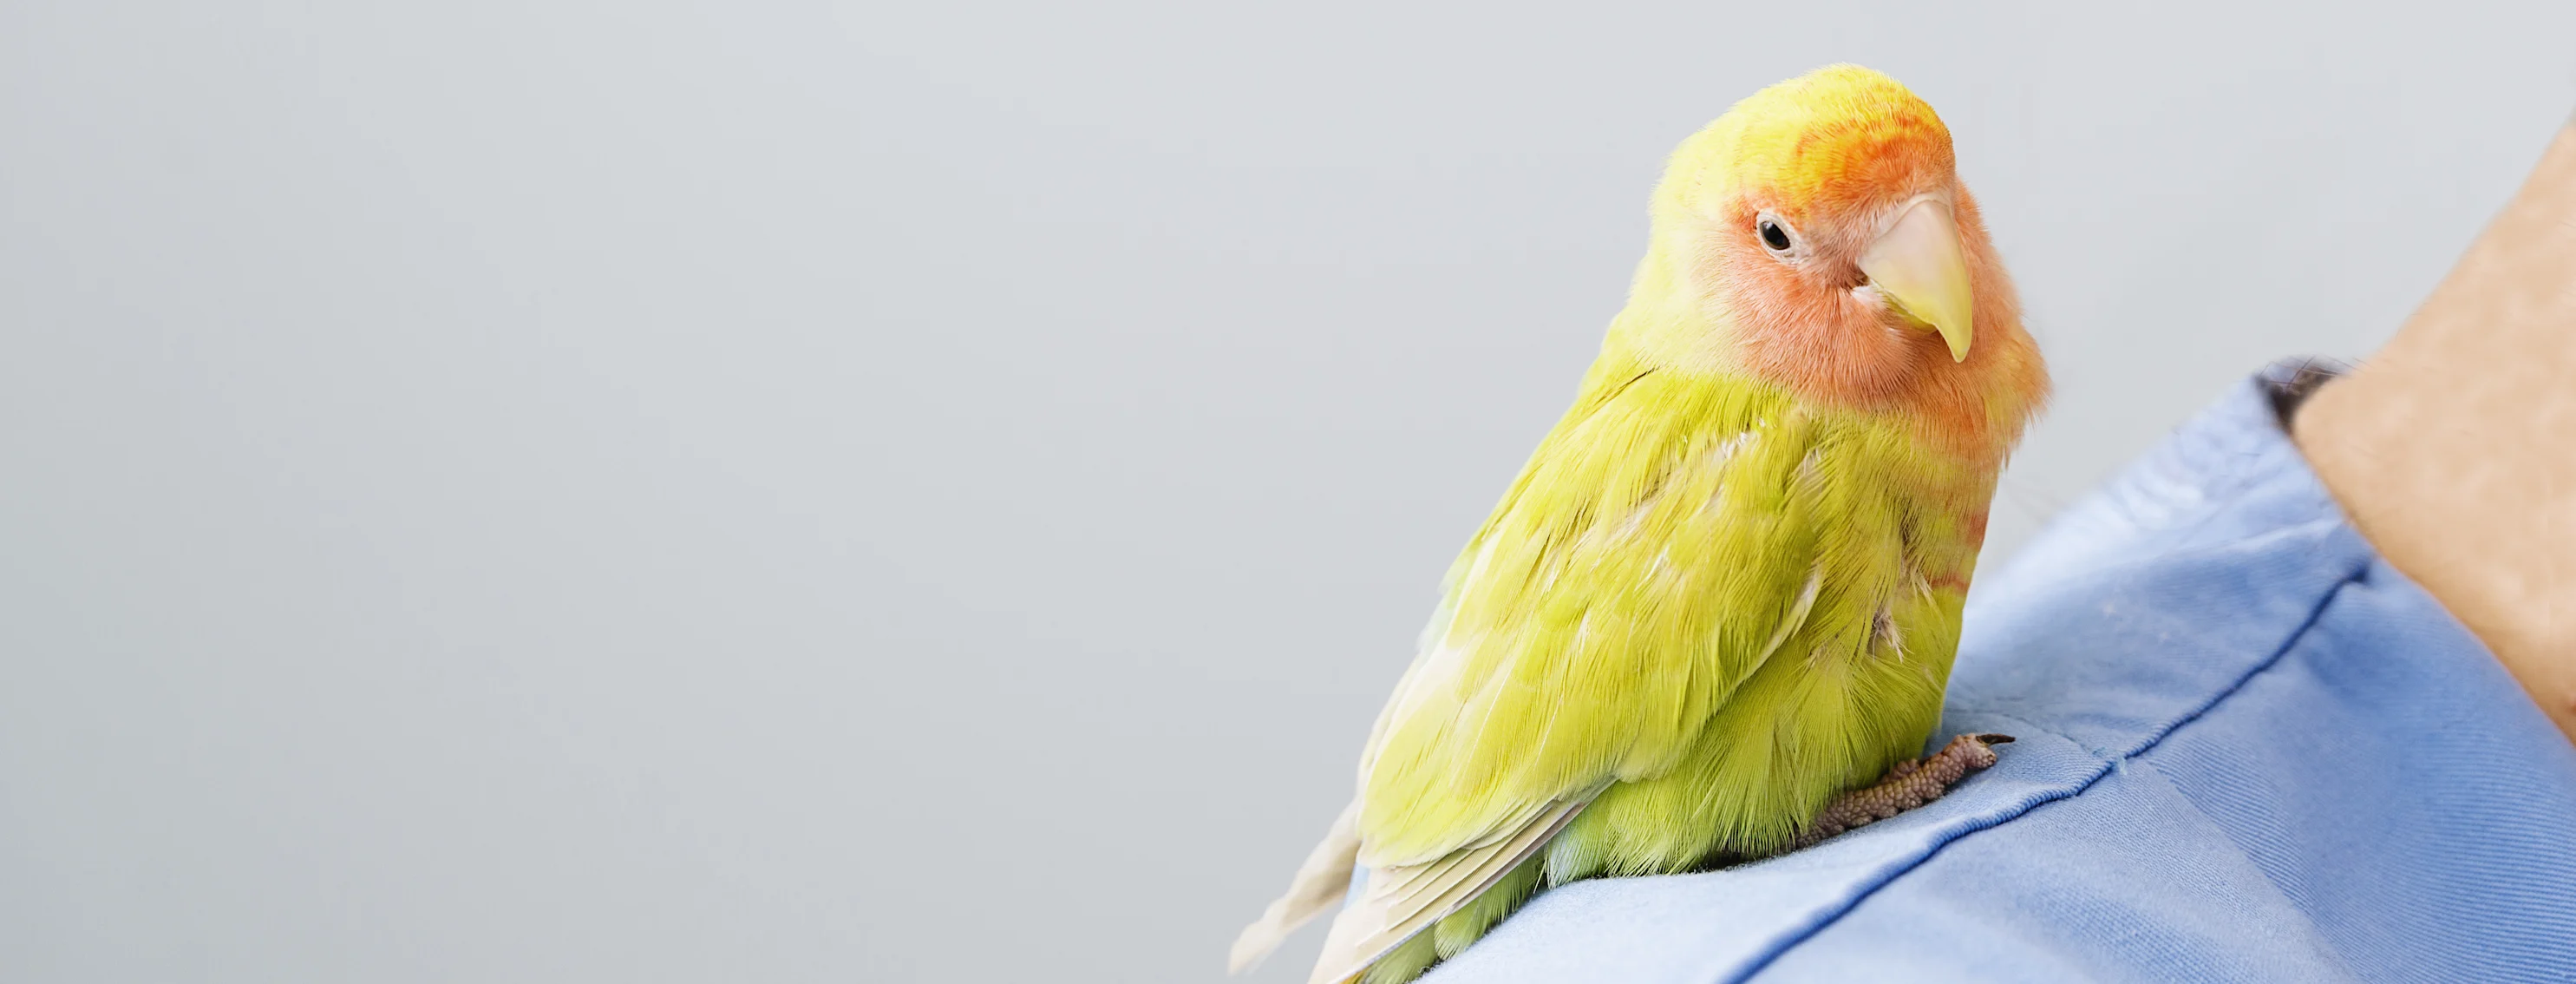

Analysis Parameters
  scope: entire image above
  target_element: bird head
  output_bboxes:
[1620,64,2045,439]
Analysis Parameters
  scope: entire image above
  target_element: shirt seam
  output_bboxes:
[1721,548,2370,984]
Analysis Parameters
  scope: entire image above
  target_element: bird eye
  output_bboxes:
[1757,219,1794,253]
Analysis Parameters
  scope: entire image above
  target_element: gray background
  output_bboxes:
[3,3,2571,981]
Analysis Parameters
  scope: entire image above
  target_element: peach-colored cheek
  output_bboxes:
[1719,242,1935,409]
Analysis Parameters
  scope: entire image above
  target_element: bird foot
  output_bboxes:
[1794,733,2012,849]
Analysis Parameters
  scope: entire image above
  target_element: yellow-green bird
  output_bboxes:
[1230,65,2051,984]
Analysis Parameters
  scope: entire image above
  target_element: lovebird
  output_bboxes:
[1231,66,2050,984]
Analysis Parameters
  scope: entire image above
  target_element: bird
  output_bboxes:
[1229,64,2051,984]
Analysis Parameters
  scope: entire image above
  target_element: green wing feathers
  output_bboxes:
[1357,363,1821,865]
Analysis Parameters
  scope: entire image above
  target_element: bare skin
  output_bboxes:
[2295,122,2576,744]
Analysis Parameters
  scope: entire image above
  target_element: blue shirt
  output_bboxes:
[1427,364,2576,983]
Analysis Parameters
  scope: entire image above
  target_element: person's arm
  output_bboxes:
[2294,122,2576,743]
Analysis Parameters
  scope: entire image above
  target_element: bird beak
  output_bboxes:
[1857,196,1975,362]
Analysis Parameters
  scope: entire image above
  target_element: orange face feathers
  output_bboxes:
[1689,64,1957,223]
[1619,64,2047,462]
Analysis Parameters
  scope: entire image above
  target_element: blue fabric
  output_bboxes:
[1428,366,2576,983]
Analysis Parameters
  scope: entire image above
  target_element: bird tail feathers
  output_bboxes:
[1230,801,1363,974]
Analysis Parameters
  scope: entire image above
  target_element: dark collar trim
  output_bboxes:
[2262,358,2348,430]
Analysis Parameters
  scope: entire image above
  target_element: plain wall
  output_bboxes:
[4,3,2572,981]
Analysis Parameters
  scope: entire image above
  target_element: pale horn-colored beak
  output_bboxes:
[1857,196,1974,362]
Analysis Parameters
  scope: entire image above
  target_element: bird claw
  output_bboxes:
[1792,732,2012,849]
